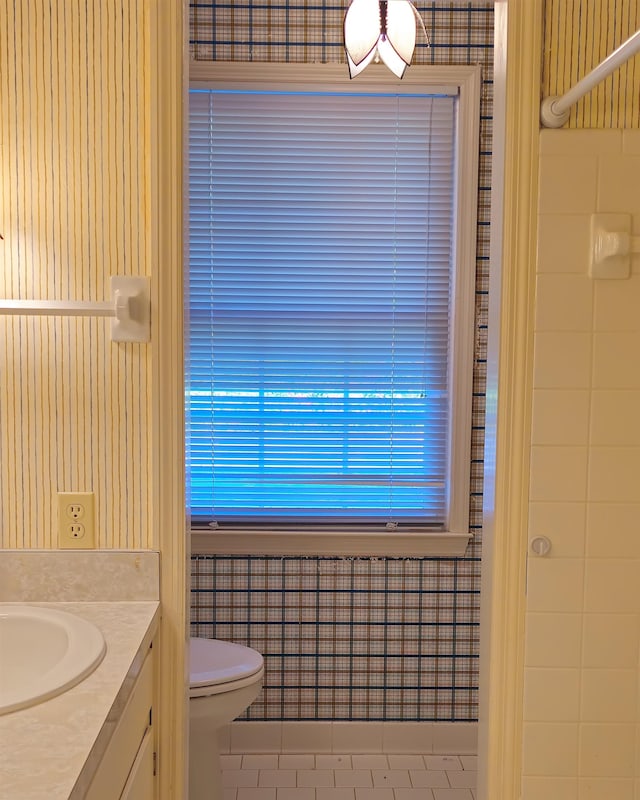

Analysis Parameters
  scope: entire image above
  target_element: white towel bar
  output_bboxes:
[540,28,640,128]
[0,276,150,342]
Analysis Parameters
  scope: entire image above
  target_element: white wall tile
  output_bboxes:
[577,777,634,800]
[528,502,586,558]
[332,723,383,754]
[535,275,593,332]
[281,722,331,754]
[539,130,622,156]
[580,669,638,722]
[594,276,640,333]
[582,614,640,669]
[231,722,283,754]
[382,723,433,754]
[622,131,640,155]
[525,613,582,667]
[531,391,591,446]
[529,503,586,558]
[588,448,640,503]
[521,776,578,800]
[586,504,640,559]
[537,214,591,274]
[538,156,598,214]
[431,724,478,755]
[527,559,585,614]
[579,723,636,777]
[533,332,592,388]
[522,723,579,776]
[584,561,640,613]
[597,157,640,214]
[530,447,588,503]
[523,667,580,721]
[590,392,640,446]
[593,333,640,389]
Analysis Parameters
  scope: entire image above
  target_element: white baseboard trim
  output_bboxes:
[219,721,477,755]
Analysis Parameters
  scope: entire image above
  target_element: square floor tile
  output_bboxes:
[335,771,373,788]
[387,756,426,770]
[223,770,259,788]
[244,756,279,770]
[276,790,314,800]
[297,770,335,788]
[352,756,389,769]
[354,789,394,800]
[278,755,315,769]
[221,756,244,770]
[433,790,474,800]
[258,771,296,788]
[447,772,476,789]
[317,790,356,800]
[425,756,462,771]
[395,790,435,800]
[317,755,353,770]
[372,771,412,788]
[409,770,450,788]
[237,789,277,800]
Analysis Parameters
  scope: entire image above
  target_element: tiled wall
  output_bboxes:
[0,1,153,549]
[542,0,640,128]
[521,129,640,799]
[189,1,493,723]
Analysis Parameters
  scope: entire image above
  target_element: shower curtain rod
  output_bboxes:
[540,28,640,127]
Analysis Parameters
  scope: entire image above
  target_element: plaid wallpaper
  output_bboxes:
[189,1,493,722]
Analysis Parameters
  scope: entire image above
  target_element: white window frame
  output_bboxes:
[188,62,481,557]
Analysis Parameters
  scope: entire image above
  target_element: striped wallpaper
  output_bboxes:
[0,1,153,549]
[543,0,640,128]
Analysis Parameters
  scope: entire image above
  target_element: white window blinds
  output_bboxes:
[188,83,461,528]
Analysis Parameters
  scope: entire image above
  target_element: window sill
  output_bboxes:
[190,529,471,558]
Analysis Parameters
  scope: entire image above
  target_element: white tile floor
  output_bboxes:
[221,754,477,800]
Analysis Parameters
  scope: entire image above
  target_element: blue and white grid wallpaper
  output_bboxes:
[189,1,493,722]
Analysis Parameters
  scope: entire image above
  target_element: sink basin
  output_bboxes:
[0,604,106,715]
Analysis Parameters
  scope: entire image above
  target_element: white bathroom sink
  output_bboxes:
[0,604,106,715]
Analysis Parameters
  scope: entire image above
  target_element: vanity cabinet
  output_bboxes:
[85,643,155,800]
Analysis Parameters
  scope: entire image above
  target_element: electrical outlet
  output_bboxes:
[58,492,96,549]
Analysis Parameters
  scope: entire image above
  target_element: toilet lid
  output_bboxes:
[190,637,264,688]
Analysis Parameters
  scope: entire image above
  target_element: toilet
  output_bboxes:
[189,637,264,800]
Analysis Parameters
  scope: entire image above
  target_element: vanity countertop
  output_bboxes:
[0,600,160,800]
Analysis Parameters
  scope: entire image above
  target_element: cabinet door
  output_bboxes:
[86,651,154,800]
[120,725,155,800]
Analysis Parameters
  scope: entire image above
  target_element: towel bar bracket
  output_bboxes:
[0,276,151,342]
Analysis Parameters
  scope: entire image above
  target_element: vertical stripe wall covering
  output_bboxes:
[189,1,493,723]
[543,0,640,128]
[0,1,152,549]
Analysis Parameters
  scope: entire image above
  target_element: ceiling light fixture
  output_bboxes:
[343,0,430,79]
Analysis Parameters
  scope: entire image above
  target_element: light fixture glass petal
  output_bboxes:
[347,46,379,79]
[376,37,409,79]
[385,0,417,64]
[344,0,383,67]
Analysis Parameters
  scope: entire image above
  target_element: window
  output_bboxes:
[188,64,480,556]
